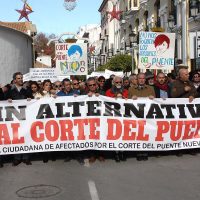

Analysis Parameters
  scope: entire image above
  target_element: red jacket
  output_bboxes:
[106,87,128,98]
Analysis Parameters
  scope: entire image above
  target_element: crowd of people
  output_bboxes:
[0,65,200,167]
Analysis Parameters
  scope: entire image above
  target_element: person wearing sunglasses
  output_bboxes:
[105,76,128,98]
[86,77,105,163]
[56,78,83,163]
[105,76,128,161]
[53,81,62,94]
[123,77,130,90]
[57,78,79,97]
[87,77,100,97]
[72,78,82,95]
[191,71,200,89]
[98,76,106,95]
[113,92,127,162]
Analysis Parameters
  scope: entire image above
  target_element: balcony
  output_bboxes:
[140,0,148,4]
[126,6,139,16]
[126,0,139,16]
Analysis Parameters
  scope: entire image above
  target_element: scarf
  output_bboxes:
[155,82,168,91]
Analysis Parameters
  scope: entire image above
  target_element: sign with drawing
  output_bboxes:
[139,32,175,70]
[55,43,88,75]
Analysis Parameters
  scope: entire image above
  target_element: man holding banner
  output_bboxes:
[128,72,155,161]
[171,68,198,156]
[6,72,32,166]
[171,68,198,101]
[57,78,81,163]
[86,77,105,163]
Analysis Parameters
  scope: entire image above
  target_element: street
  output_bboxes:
[0,153,200,200]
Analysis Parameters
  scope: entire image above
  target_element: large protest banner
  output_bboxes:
[55,43,88,76]
[0,96,200,155]
[138,32,175,70]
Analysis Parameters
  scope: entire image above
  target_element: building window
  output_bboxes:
[129,25,132,33]
[129,0,132,9]
[134,0,138,7]
[154,0,160,27]
[189,0,200,17]
[170,0,177,25]
[144,11,148,31]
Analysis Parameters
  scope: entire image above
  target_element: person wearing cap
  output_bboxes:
[145,71,155,87]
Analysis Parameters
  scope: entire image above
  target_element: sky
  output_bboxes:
[0,0,101,35]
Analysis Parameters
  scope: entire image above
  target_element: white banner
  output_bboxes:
[139,32,175,70]
[29,68,58,82]
[55,43,88,76]
[0,96,200,155]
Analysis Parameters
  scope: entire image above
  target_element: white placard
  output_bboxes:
[29,68,58,81]
[55,43,88,75]
[139,32,175,70]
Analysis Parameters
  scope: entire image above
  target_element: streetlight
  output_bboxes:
[120,46,124,54]
[167,14,182,35]
[100,54,105,65]
[125,44,130,54]
[108,48,113,58]
[129,31,137,73]
[41,49,44,68]
[168,14,175,30]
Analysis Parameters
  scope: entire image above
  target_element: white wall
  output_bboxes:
[0,26,33,84]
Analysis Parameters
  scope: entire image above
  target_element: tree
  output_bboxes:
[34,32,57,60]
[96,54,132,72]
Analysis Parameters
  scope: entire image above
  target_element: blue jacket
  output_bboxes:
[57,89,79,96]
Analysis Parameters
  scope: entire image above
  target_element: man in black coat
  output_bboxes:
[154,72,171,98]
[6,72,32,166]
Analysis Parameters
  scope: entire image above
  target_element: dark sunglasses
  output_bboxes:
[115,81,122,84]
[88,84,96,87]
[55,85,62,88]
[73,83,79,85]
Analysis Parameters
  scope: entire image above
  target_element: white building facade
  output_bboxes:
[98,0,200,71]
[0,25,33,84]
[77,24,102,71]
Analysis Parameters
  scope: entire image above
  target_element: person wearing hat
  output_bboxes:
[145,71,155,87]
